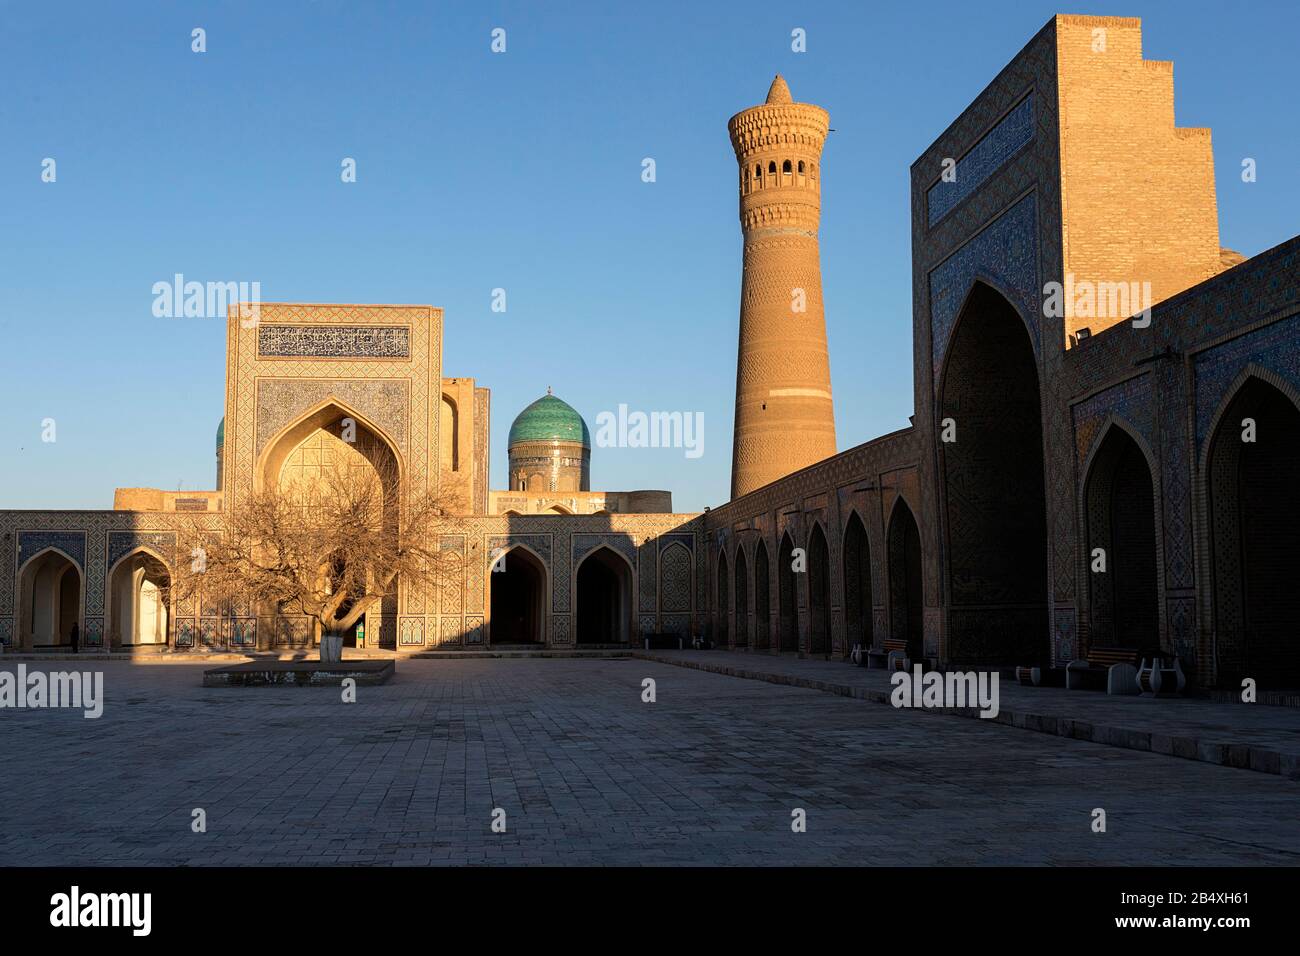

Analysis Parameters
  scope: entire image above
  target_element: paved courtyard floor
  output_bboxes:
[1,659,1297,866]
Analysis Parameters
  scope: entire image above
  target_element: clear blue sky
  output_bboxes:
[2,0,1295,513]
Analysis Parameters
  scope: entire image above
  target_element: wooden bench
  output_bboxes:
[1065,647,1140,693]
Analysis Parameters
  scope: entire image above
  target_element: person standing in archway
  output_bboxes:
[70,622,79,655]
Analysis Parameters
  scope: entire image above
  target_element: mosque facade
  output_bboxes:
[2,14,1297,690]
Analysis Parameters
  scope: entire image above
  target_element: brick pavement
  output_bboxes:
[636,650,1300,777]
[0,659,1296,865]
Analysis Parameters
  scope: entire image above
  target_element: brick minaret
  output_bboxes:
[728,75,836,499]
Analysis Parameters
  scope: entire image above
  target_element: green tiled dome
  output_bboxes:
[508,392,590,448]
[216,417,224,450]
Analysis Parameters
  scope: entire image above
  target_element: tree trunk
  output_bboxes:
[320,632,345,663]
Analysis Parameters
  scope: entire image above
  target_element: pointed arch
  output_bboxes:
[256,397,405,494]
[715,547,730,647]
[1081,418,1159,653]
[807,522,831,656]
[440,393,460,473]
[733,544,750,647]
[777,531,798,652]
[938,279,1048,666]
[488,543,548,645]
[753,539,771,650]
[887,498,923,661]
[842,509,873,653]
[106,547,173,649]
[17,546,83,651]
[575,545,635,644]
[1204,373,1300,686]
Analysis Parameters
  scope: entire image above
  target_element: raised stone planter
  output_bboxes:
[202,660,394,687]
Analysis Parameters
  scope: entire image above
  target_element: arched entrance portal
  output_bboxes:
[575,547,633,644]
[18,550,82,650]
[843,511,872,654]
[754,541,771,650]
[807,525,831,656]
[939,282,1049,666]
[777,533,797,651]
[1084,425,1158,651]
[733,548,749,647]
[1207,377,1300,687]
[108,551,172,649]
[262,402,402,649]
[488,546,547,645]
[887,500,924,661]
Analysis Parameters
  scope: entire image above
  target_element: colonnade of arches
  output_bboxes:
[713,498,923,658]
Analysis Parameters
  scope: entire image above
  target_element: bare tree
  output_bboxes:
[174,454,454,655]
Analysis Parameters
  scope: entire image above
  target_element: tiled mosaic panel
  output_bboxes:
[1193,313,1300,448]
[1072,375,1155,465]
[17,531,86,570]
[927,93,1035,226]
[929,193,1040,384]
[106,531,177,574]
[254,378,411,460]
[257,324,411,359]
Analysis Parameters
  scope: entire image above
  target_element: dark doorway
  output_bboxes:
[754,541,771,650]
[716,551,729,647]
[843,511,872,654]
[1208,377,1300,687]
[808,525,831,656]
[939,282,1049,666]
[734,548,750,646]
[778,532,798,651]
[1085,425,1158,651]
[576,546,632,644]
[489,547,547,644]
[888,499,924,661]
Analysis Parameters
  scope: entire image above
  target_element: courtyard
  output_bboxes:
[0,658,1296,866]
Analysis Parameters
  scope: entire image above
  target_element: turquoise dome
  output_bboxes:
[216,417,224,450]
[508,393,590,448]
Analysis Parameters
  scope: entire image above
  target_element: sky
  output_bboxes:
[1,0,1296,513]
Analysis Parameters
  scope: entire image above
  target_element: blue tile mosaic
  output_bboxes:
[17,531,85,571]
[927,94,1035,227]
[1193,313,1300,448]
[929,193,1040,384]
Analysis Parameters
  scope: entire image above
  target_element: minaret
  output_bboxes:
[727,75,836,499]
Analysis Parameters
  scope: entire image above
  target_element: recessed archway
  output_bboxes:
[18,549,82,650]
[939,281,1049,666]
[107,549,172,649]
[777,532,798,652]
[1207,376,1300,687]
[716,550,729,646]
[843,511,872,654]
[1084,423,1158,652]
[488,546,547,645]
[575,546,634,644]
[887,499,924,661]
[807,524,831,656]
[733,547,750,647]
[754,540,771,650]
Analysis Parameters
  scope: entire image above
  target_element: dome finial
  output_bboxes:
[766,74,792,104]
[547,385,553,396]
